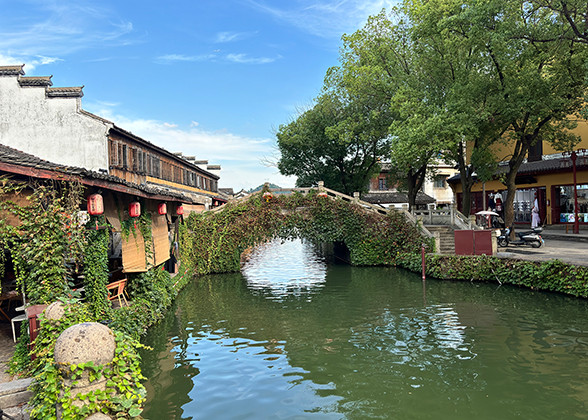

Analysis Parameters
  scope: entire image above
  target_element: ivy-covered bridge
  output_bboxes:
[179,182,438,276]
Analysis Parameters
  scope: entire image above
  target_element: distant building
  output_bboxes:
[363,163,435,209]
[422,160,459,207]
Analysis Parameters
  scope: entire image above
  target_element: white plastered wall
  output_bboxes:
[0,75,110,171]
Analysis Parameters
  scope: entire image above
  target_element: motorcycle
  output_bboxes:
[498,226,544,248]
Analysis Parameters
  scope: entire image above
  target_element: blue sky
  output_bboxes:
[0,0,396,190]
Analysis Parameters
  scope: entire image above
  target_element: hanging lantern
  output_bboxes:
[129,201,141,218]
[176,205,184,216]
[87,194,104,215]
[158,203,167,215]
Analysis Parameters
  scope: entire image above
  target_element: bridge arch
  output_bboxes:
[180,186,432,276]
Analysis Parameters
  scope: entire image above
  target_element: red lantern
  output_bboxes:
[129,202,141,218]
[87,194,104,215]
[158,203,167,215]
[176,205,184,215]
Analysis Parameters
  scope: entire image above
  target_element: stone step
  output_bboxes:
[0,378,33,409]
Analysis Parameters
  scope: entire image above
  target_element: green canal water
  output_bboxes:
[141,239,588,419]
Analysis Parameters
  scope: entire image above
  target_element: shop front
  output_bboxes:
[457,187,547,226]
[552,184,588,224]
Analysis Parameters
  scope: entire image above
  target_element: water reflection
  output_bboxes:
[242,239,327,300]
[142,240,588,420]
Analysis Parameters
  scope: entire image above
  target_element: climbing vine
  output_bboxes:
[181,189,432,276]
[0,180,86,304]
[28,305,147,420]
[394,251,588,298]
[84,215,111,317]
[0,179,173,419]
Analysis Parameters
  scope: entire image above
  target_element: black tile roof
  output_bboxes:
[362,191,436,205]
[447,154,588,183]
[47,86,84,98]
[0,143,191,202]
[0,65,25,76]
[19,76,53,87]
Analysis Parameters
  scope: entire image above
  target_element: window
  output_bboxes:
[131,148,138,171]
[434,176,447,189]
[121,145,128,169]
[528,139,543,162]
[378,178,387,190]
[109,140,119,167]
[138,150,144,173]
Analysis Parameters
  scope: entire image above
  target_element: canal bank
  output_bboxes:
[142,239,588,419]
[0,227,585,418]
[497,225,588,266]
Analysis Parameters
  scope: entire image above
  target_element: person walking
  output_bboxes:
[532,194,541,228]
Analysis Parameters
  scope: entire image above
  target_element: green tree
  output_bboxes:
[324,11,444,210]
[399,0,508,215]
[438,0,587,227]
[276,91,392,195]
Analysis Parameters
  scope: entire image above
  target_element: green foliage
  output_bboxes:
[276,92,389,195]
[0,181,86,304]
[29,306,147,420]
[394,252,588,298]
[84,215,111,317]
[107,266,177,339]
[0,180,186,419]
[181,190,429,276]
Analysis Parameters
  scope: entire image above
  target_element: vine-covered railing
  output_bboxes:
[214,182,436,244]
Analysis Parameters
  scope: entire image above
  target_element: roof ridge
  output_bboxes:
[46,86,84,98]
[0,65,25,76]
[19,75,53,87]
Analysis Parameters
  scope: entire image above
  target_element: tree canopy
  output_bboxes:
[276,0,588,218]
[276,91,392,195]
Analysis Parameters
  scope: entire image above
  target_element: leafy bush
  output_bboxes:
[395,252,588,298]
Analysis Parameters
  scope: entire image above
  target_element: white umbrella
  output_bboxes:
[475,210,499,216]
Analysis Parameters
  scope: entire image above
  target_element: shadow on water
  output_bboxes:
[142,239,588,420]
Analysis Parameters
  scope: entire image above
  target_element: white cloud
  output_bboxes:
[155,54,216,64]
[0,52,62,71]
[0,1,136,59]
[248,0,398,38]
[226,53,278,64]
[90,111,295,190]
[215,31,257,43]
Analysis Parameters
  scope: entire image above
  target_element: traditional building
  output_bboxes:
[448,133,588,226]
[0,64,226,212]
[0,143,189,274]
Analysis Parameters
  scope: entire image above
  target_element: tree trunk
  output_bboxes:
[406,165,427,212]
[454,141,475,216]
[458,166,475,216]
[503,140,529,236]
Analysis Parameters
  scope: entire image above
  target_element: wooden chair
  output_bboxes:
[106,279,128,307]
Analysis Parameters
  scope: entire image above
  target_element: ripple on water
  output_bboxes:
[142,239,588,420]
[242,239,328,301]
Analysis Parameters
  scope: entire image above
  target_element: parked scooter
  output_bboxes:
[497,226,544,248]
